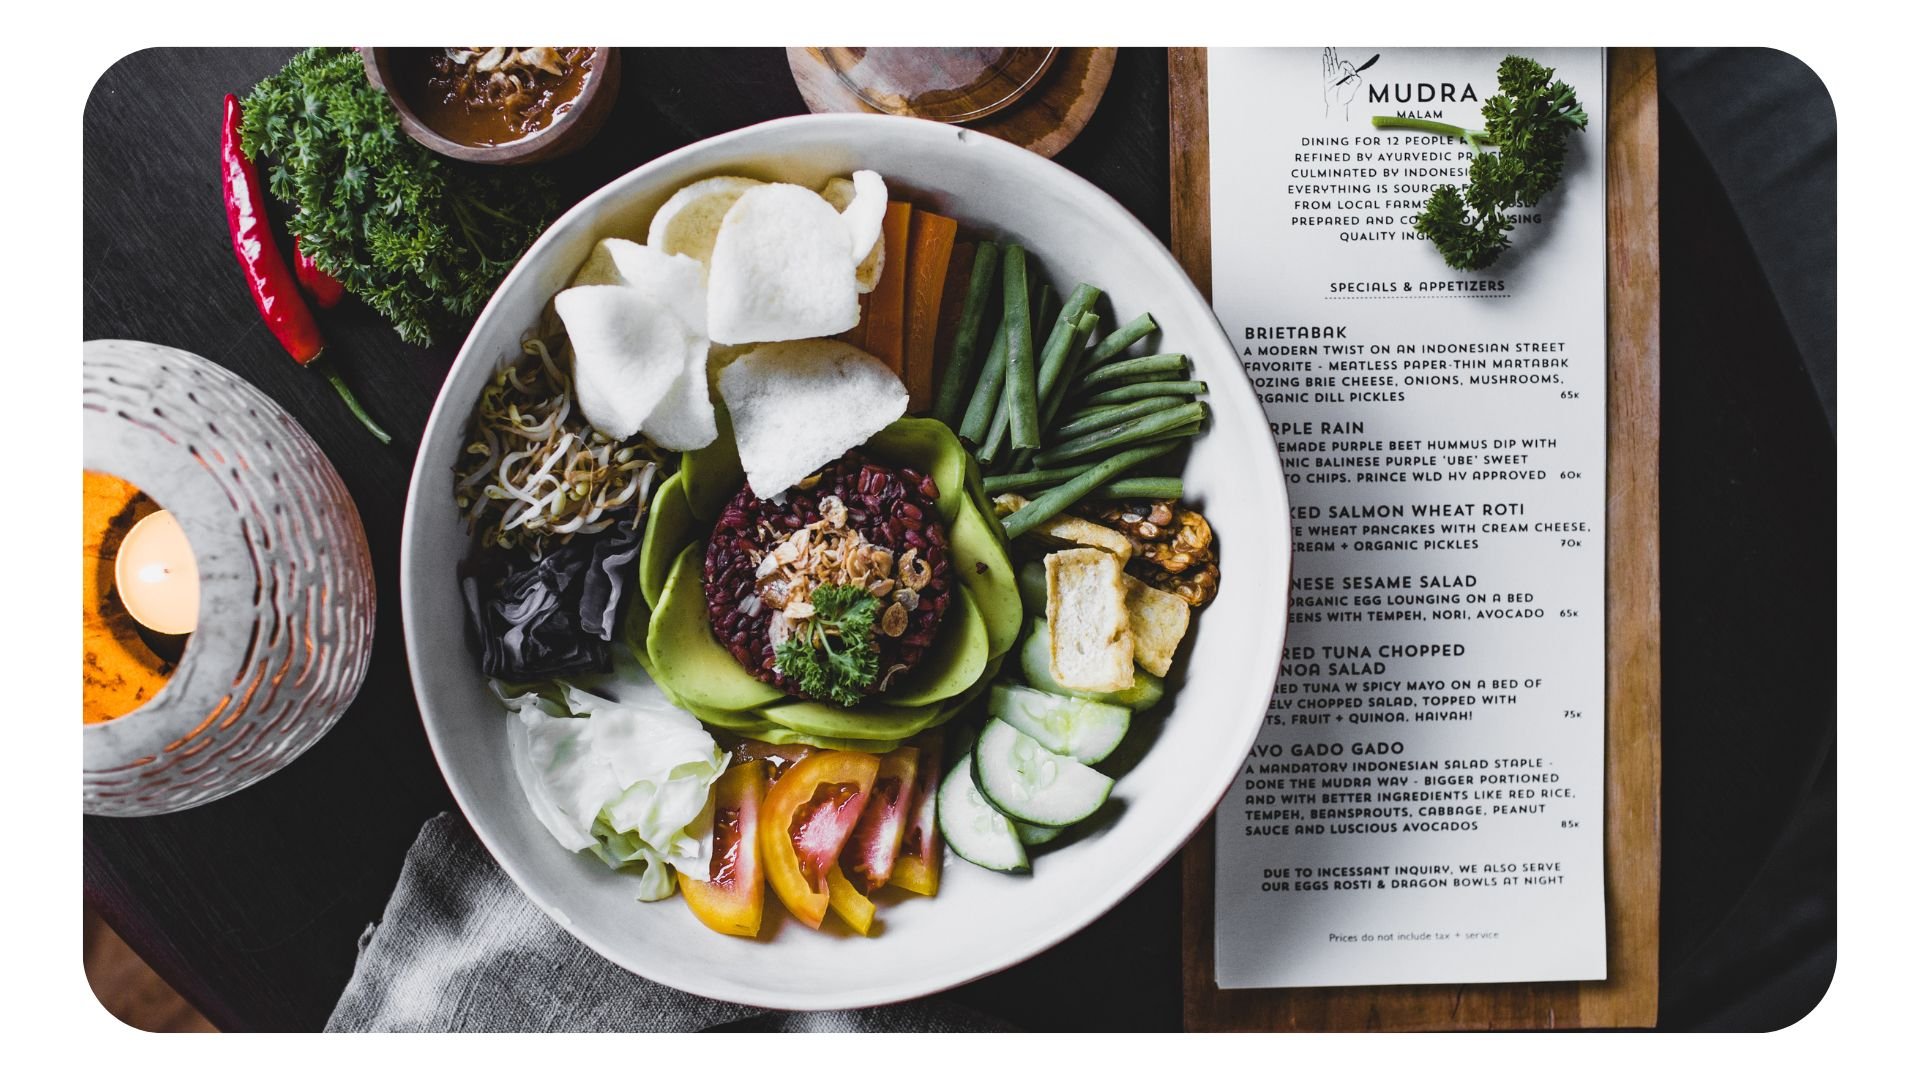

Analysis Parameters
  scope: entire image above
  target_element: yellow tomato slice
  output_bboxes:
[826,865,876,936]
[759,751,880,929]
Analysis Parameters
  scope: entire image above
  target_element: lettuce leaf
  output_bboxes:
[497,649,728,901]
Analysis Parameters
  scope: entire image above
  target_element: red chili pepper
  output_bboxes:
[221,94,389,443]
[294,239,347,310]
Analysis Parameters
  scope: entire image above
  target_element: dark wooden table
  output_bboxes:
[83,47,1834,1033]
[82,45,1176,1033]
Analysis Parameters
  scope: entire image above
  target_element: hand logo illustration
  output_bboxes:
[1321,48,1381,120]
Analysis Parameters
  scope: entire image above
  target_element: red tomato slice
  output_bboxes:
[840,746,920,893]
[678,760,767,937]
[890,733,945,896]
[760,751,879,928]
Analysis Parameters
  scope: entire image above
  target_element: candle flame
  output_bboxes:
[115,511,200,636]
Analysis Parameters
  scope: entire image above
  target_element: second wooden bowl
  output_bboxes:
[360,46,621,166]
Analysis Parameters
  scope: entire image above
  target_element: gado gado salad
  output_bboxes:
[453,168,1222,937]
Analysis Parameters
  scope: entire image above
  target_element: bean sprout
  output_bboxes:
[452,337,669,554]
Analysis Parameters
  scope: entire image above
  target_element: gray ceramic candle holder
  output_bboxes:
[83,340,376,816]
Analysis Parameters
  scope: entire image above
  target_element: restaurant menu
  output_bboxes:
[1206,47,1609,988]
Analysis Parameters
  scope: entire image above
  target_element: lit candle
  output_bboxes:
[114,510,200,635]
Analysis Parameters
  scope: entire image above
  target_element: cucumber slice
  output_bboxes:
[971,719,1115,827]
[1014,820,1065,847]
[990,683,1130,765]
[1020,618,1165,710]
[938,751,1029,872]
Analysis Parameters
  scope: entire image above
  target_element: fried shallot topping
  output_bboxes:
[753,495,922,646]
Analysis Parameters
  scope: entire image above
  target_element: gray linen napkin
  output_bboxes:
[327,812,1004,1032]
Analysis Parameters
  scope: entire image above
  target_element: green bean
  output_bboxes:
[933,241,1001,427]
[1033,284,1102,414]
[982,465,1086,495]
[958,316,1010,445]
[1013,310,1099,475]
[1034,403,1207,468]
[1087,477,1185,501]
[1053,396,1188,441]
[1001,440,1187,539]
[1040,311,1101,430]
[1001,245,1040,450]
[1081,371,1172,395]
[1044,419,1204,464]
[1078,380,1208,408]
[1076,353,1188,390]
[1062,396,1173,427]
[980,381,1010,465]
[1082,312,1158,368]
[981,283,1052,467]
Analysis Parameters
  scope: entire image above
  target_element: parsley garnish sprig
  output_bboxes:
[1373,55,1589,271]
[773,584,883,707]
[240,48,563,346]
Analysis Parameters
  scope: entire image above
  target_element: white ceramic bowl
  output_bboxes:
[402,114,1290,1011]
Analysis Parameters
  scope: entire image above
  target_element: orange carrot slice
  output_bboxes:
[838,292,870,346]
[862,201,912,375]
[904,210,958,414]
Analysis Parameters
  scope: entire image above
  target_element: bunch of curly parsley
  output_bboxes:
[241,48,564,346]
[1374,55,1589,271]
[774,584,882,707]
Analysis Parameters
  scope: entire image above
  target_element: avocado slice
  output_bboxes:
[863,417,970,524]
[935,652,1002,723]
[760,697,944,742]
[639,471,699,610]
[880,585,989,707]
[680,404,745,522]
[1015,560,1047,614]
[646,543,785,712]
[676,699,784,733]
[948,486,1022,659]
[622,585,656,679]
[861,417,1020,658]
[715,721,904,754]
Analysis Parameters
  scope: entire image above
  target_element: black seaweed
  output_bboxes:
[461,522,641,681]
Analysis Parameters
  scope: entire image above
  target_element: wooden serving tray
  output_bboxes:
[1170,47,1662,1032]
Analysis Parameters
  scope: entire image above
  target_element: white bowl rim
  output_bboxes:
[400,112,1290,1011]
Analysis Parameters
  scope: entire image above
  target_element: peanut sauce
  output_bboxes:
[394,47,594,147]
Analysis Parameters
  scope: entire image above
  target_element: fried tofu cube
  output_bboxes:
[1044,548,1136,692]
[1124,573,1191,677]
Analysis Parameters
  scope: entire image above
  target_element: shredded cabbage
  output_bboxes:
[496,650,728,901]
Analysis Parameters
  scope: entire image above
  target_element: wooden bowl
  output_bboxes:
[788,47,1117,159]
[360,47,620,166]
